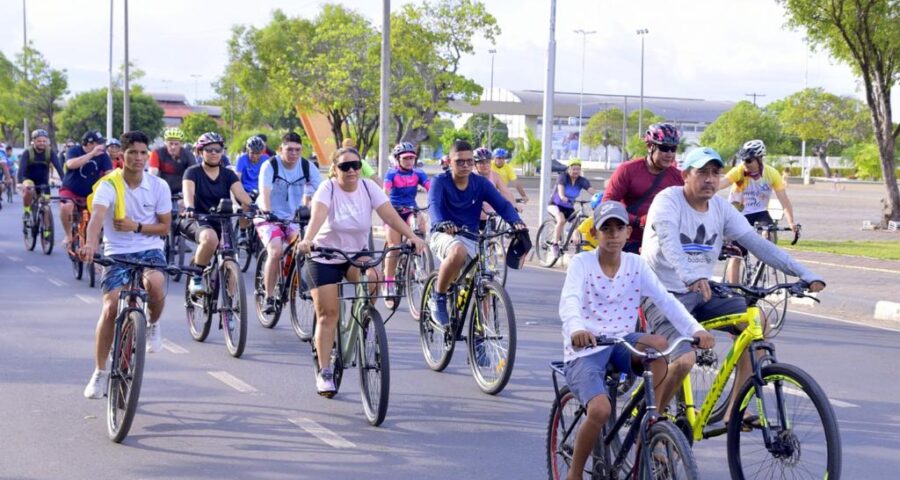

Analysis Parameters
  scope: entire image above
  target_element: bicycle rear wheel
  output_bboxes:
[185,276,211,342]
[760,267,789,337]
[687,329,736,425]
[535,219,559,267]
[726,363,841,480]
[641,421,700,480]
[220,260,248,358]
[254,250,281,328]
[547,385,589,480]
[418,272,456,371]
[358,308,390,426]
[405,247,434,321]
[23,214,37,251]
[70,233,84,280]
[39,205,54,255]
[289,257,315,342]
[237,226,256,272]
[468,279,516,395]
[107,310,146,443]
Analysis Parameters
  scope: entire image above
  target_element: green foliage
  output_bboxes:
[15,45,69,145]
[511,127,541,175]
[423,118,455,152]
[625,133,648,160]
[58,88,164,142]
[700,101,785,161]
[582,107,624,149]
[0,51,23,145]
[768,88,871,144]
[439,126,475,152]
[463,114,508,149]
[179,113,221,143]
[227,128,299,156]
[847,143,883,180]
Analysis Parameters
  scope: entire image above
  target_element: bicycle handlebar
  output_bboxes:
[591,335,699,357]
[457,225,526,242]
[310,245,414,269]
[754,222,802,245]
[92,254,199,277]
[710,280,820,303]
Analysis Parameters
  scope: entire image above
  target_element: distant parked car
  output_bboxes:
[536,159,568,174]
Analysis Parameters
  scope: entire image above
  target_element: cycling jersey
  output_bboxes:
[183,164,239,215]
[725,164,784,216]
[384,167,429,208]
[491,162,517,185]
[576,217,598,249]
[17,146,63,185]
[551,172,591,207]
[235,152,269,193]
[62,145,113,197]
[149,146,196,194]
[603,159,683,245]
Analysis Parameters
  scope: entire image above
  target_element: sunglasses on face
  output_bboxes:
[337,160,363,172]
[203,146,223,154]
[454,158,475,166]
[657,144,677,153]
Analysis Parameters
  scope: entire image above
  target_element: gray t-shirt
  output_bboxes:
[257,156,322,220]
[641,186,753,293]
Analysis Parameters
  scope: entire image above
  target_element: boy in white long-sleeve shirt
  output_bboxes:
[559,201,714,480]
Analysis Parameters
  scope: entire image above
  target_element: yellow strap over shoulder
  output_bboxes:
[87,169,126,220]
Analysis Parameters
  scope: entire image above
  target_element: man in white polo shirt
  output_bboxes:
[78,131,173,399]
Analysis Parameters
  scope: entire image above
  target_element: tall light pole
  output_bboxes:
[122,0,130,132]
[574,29,595,160]
[190,74,202,103]
[22,0,28,146]
[486,48,497,148]
[106,0,114,141]
[636,28,649,137]
[377,0,391,177]
[538,0,558,227]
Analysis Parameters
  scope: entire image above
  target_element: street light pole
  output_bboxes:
[377,0,391,177]
[538,0,558,227]
[636,29,649,138]
[191,74,201,104]
[106,0,114,141]
[122,0,130,132]
[487,48,496,148]
[574,29,595,161]
[22,0,28,146]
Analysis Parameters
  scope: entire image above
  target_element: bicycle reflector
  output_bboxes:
[506,230,532,270]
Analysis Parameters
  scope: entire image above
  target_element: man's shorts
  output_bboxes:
[254,219,301,247]
[100,249,166,293]
[642,292,747,360]
[179,218,221,243]
[564,332,646,407]
[430,231,477,262]
[59,187,87,207]
[732,211,774,256]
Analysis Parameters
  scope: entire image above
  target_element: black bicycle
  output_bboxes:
[91,254,185,443]
[534,199,592,268]
[164,193,187,282]
[383,205,434,320]
[236,190,262,272]
[547,336,701,480]
[182,200,251,358]
[22,184,58,255]
[419,226,519,395]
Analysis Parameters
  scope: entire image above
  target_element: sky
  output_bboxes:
[1,0,896,115]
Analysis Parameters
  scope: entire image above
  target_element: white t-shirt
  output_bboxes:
[311,178,389,264]
[92,174,172,255]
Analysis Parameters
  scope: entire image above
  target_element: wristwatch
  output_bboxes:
[136,223,143,234]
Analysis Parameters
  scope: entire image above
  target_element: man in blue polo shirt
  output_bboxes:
[60,130,112,249]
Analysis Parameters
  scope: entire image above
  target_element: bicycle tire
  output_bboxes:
[418,272,456,371]
[89,259,98,288]
[238,226,255,273]
[535,219,559,267]
[640,421,700,480]
[107,309,146,443]
[405,247,434,321]
[468,279,516,395]
[726,363,842,480]
[760,266,789,337]
[185,275,211,342]
[71,234,84,280]
[485,238,509,286]
[23,213,37,251]
[254,250,281,328]
[546,385,588,480]
[175,234,186,282]
[358,308,390,426]
[686,329,737,425]
[40,205,54,255]
[289,256,315,342]
[220,260,248,358]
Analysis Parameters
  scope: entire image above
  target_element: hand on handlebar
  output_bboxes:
[513,222,528,232]
[408,235,427,255]
[571,330,597,349]
[688,278,712,302]
[693,330,715,350]
[298,239,314,255]
[807,280,825,293]
[78,243,98,263]
[435,221,458,235]
[181,207,195,219]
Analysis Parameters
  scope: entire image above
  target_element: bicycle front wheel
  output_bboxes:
[358,308,390,426]
[641,421,700,480]
[535,219,559,267]
[23,214,37,251]
[107,310,147,443]
[70,233,84,280]
[40,206,54,255]
[220,260,248,358]
[289,257,315,342]
[185,275,211,342]
[547,385,588,480]
[418,272,456,371]
[468,279,516,395]
[726,363,842,480]
[485,238,509,286]
[405,247,434,321]
[254,250,281,328]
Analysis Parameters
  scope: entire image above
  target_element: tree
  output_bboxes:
[463,114,508,149]
[780,0,900,224]
[0,51,23,145]
[58,88,164,142]
[439,126,474,152]
[511,126,541,176]
[583,107,625,162]
[768,87,872,176]
[700,101,785,161]
[15,45,68,146]
[180,113,221,142]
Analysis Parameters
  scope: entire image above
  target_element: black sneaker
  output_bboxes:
[264,296,278,314]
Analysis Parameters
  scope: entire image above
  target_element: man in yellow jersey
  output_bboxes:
[490,148,528,203]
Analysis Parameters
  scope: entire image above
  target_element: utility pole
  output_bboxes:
[538,0,557,227]
[377,0,391,177]
[574,29,595,160]
[106,0,114,141]
[486,48,497,149]
[636,28,648,137]
[745,92,766,106]
[22,0,28,146]
[122,0,130,132]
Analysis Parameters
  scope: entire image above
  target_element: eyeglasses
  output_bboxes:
[203,146,223,154]
[337,160,363,172]
[657,144,678,153]
[454,159,475,166]
[284,147,302,153]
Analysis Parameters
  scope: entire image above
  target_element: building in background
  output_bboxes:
[149,92,223,128]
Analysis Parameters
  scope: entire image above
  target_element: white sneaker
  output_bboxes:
[316,368,336,397]
[83,369,109,399]
[146,321,163,353]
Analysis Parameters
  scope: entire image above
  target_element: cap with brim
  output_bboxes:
[593,201,629,228]
[682,147,724,170]
[568,159,582,167]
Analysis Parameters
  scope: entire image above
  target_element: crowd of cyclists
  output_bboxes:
[5,120,836,478]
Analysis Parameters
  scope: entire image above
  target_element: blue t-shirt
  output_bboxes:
[257,156,322,220]
[551,172,591,207]
[428,171,521,234]
[385,167,430,208]
[235,152,269,194]
[62,145,113,197]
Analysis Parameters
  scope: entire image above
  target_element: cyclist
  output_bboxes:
[560,200,713,480]
[382,142,431,305]
[603,122,684,254]
[107,138,124,169]
[718,139,798,284]
[548,159,599,257]
[60,131,113,250]
[640,146,826,418]
[181,132,254,295]
[148,127,195,195]
[490,147,528,203]
[17,129,64,219]
[0,144,11,208]
[337,137,382,186]
[78,131,173,398]
[427,139,526,327]
[255,131,322,313]
[4,144,16,192]
[297,146,426,396]
[474,146,519,230]
[256,133,276,157]
[235,135,269,195]
[572,191,605,250]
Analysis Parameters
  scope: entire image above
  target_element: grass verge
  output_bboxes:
[778,239,900,261]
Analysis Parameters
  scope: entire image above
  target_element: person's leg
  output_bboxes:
[436,243,467,293]
[264,237,284,298]
[193,227,219,267]
[563,350,614,480]
[59,200,74,246]
[641,296,700,409]
[725,256,742,283]
[568,394,611,480]
[384,226,402,282]
[553,210,567,245]
[143,269,166,323]
[93,289,121,370]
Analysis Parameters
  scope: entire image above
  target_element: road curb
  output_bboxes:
[874,301,900,323]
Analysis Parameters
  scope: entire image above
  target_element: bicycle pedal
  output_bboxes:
[702,425,728,439]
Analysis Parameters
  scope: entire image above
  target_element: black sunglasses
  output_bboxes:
[203,146,223,154]
[657,144,677,153]
[337,160,363,172]
[454,158,475,166]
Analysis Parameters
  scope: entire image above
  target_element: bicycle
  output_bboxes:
[21,184,58,255]
[252,208,314,342]
[65,198,101,287]
[419,226,519,395]
[547,336,701,480]
[721,222,801,337]
[164,193,187,282]
[534,199,593,268]
[481,211,510,286]
[626,281,842,479]
[182,200,251,358]
[308,245,412,426]
[235,190,261,272]
[383,205,434,320]
[91,254,185,443]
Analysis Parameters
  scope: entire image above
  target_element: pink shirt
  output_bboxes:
[312,179,389,264]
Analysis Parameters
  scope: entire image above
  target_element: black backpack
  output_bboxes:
[269,155,311,185]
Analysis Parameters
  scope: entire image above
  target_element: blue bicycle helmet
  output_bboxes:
[590,191,604,210]
[492,148,509,159]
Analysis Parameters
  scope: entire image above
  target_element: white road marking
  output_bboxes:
[208,371,257,393]
[7,256,22,262]
[25,265,44,273]
[288,417,356,449]
[789,309,900,332]
[796,258,900,275]
[782,385,859,408]
[75,294,98,304]
[161,339,189,354]
[47,277,66,287]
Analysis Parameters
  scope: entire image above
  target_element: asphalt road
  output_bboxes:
[1,197,898,479]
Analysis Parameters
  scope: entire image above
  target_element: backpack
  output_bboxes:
[25,146,53,166]
[269,155,311,185]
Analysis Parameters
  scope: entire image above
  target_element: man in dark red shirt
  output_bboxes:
[602,123,683,253]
